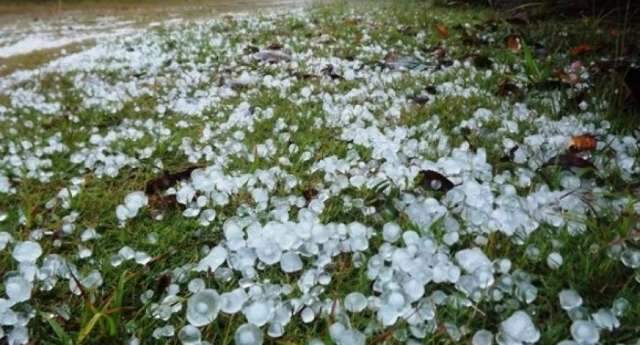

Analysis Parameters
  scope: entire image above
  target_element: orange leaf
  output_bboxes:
[570,43,592,57]
[435,23,449,39]
[505,35,522,53]
[568,134,597,152]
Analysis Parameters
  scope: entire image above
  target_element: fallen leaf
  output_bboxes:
[505,34,522,53]
[410,94,431,105]
[418,170,455,192]
[254,49,291,63]
[542,153,595,170]
[568,134,597,152]
[155,273,172,294]
[148,194,178,210]
[145,165,201,195]
[267,42,283,50]
[321,64,343,80]
[435,23,449,39]
[553,69,580,86]
[381,52,423,70]
[302,187,319,203]
[570,43,592,57]
[496,79,523,98]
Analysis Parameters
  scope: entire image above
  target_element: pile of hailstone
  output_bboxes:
[0,4,639,345]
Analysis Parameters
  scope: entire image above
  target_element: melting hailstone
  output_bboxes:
[570,320,599,344]
[472,329,493,345]
[0,232,13,251]
[344,292,367,313]
[591,309,619,331]
[280,251,303,273]
[499,311,540,344]
[221,288,248,314]
[382,222,402,243]
[234,323,263,345]
[455,248,492,273]
[546,252,563,269]
[243,299,273,326]
[178,325,202,345]
[196,245,228,272]
[186,289,221,326]
[5,275,32,302]
[12,241,42,263]
[558,289,583,311]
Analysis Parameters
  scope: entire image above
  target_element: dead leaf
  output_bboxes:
[435,23,449,39]
[418,170,455,192]
[254,49,291,63]
[410,86,437,104]
[568,134,597,152]
[542,153,595,170]
[148,194,178,210]
[570,43,592,57]
[410,94,431,105]
[505,35,522,53]
[381,52,422,70]
[145,165,201,195]
[553,69,580,86]
[155,273,172,294]
[267,42,283,50]
[303,187,319,203]
[496,79,523,98]
[321,64,343,80]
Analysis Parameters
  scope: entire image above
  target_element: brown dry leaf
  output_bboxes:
[505,35,522,53]
[435,23,449,39]
[418,170,455,192]
[553,69,580,86]
[148,194,178,211]
[145,165,202,195]
[569,134,597,152]
[543,153,595,170]
[321,64,343,80]
[302,187,319,203]
[266,42,283,50]
[570,43,592,57]
[155,273,172,294]
[496,79,523,98]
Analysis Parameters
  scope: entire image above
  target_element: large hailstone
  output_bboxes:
[186,289,221,326]
[558,289,583,311]
[12,241,42,263]
[499,311,540,344]
[5,275,32,302]
[455,248,492,273]
[234,323,263,345]
[242,299,273,326]
[220,288,248,314]
[178,325,201,345]
[116,191,148,221]
[344,292,367,313]
[570,320,599,344]
[279,252,303,273]
[196,245,228,272]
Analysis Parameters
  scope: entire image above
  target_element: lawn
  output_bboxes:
[0,1,639,344]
